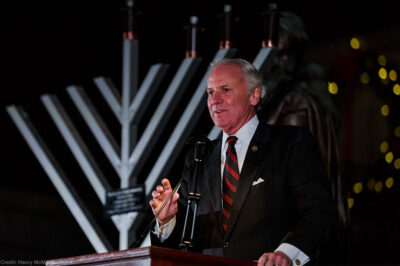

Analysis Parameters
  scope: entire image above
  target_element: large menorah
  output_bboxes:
[6,4,278,252]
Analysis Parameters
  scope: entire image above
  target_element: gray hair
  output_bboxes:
[210,58,267,100]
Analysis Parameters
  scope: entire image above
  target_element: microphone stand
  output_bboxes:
[130,136,210,249]
[179,140,204,251]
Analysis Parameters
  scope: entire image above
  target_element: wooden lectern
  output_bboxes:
[46,246,257,265]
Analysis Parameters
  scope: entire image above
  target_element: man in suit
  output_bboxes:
[150,58,336,265]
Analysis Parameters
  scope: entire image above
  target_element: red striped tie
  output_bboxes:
[222,136,239,233]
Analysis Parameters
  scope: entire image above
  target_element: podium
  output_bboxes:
[46,246,257,265]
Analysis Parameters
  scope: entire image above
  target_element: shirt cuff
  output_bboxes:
[275,243,310,266]
[152,215,176,242]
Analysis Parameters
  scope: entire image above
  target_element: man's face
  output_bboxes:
[207,64,260,135]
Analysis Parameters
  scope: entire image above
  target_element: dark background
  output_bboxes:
[1,0,400,264]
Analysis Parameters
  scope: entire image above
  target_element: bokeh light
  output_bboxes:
[350,37,360,49]
[328,82,338,95]
[379,67,388,79]
[389,70,397,81]
[353,182,363,194]
[385,177,394,189]
[393,84,400,95]
[395,126,400,138]
[385,152,394,163]
[380,141,389,153]
[381,104,390,116]
[394,158,400,169]
[348,197,354,209]
[360,72,370,84]
[374,181,383,193]
[378,54,387,66]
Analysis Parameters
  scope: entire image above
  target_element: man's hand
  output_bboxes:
[257,251,292,266]
[149,178,179,226]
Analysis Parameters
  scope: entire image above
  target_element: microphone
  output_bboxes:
[129,135,212,249]
[179,135,211,250]
[185,135,213,161]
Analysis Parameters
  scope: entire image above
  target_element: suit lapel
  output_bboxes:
[224,123,272,241]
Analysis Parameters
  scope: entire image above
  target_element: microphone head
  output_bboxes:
[224,4,232,13]
[126,0,134,7]
[190,16,198,25]
[185,135,213,160]
[185,135,211,145]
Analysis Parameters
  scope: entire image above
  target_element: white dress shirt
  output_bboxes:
[155,114,309,265]
[221,114,258,177]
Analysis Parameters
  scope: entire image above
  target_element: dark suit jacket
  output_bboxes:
[151,123,336,262]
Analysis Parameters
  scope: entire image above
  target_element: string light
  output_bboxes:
[394,158,400,169]
[380,141,389,153]
[353,182,363,194]
[385,177,394,189]
[379,67,388,79]
[360,72,370,84]
[328,82,339,95]
[394,126,400,138]
[381,104,390,116]
[385,152,394,163]
[389,70,397,81]
[393,84,400,96]
[344,38,400,209]
[374,181,383,193]
[378,54,387,66]
[348,197,354,209]
[350,37,360,50]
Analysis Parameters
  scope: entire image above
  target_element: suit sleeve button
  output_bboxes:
[224,242,229,248]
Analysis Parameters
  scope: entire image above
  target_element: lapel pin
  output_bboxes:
[252,145,258,152]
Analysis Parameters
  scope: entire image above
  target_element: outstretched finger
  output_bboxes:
[161,178,172,192]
